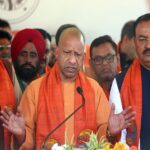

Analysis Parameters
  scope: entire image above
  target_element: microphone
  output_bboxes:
[41,86,85,150]
[76,87,85,106]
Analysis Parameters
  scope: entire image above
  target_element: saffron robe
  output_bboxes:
[16,70,110,150]
[0,59,16,150]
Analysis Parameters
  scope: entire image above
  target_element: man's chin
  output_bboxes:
[17,69,37,82]
[101,75,113,82]
[63,72,78,80]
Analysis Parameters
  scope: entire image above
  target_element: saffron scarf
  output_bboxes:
[120,58,142,147]
[101,85,109,100]
[0,59,16,150]
[36,63,96,149]
[45,64,51,73]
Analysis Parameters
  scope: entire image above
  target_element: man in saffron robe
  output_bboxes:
[0,59,16,150]
[110,13,150,150]
[0,24,135,150]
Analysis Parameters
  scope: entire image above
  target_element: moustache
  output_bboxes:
[21,63,35,69]
[143,48,150,54]
[66,64,78,69]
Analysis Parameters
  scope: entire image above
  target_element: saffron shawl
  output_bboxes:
[121,58,142,146]
[36,63,96,149]
[0,59,16,150]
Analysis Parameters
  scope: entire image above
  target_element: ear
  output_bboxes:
[116,53,120,67]
[89,58,93,67]
[123,35,129,44]
[120,35,128,52]
[83,52,86,60]
[55,47,59,59]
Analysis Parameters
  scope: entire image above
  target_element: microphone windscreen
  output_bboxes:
[77,86,83,95]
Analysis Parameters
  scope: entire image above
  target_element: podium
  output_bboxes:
[0,106,4,149]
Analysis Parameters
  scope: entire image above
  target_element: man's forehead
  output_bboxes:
[136,21,150,34]
[0,38,11,44]
[59,28,84,44]
[20,42,38,52]
[92,43,116,55]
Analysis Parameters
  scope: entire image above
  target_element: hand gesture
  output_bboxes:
[0,106,25,142]
[108,103,135,136]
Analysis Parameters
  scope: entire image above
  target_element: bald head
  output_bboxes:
[56,24,85,46]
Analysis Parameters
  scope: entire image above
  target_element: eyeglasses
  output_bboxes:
[92,54,116,65]
[0,45,11,51]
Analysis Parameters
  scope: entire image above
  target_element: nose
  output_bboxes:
[69,52,76,64]
[145,39,150,48]
[102,59,109,65]
[25,54,32,63]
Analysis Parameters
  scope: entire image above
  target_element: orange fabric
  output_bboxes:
[36,63,97,149]
[17,72,110,149]
[84,44,90,67]
[101,85,109,100]
[0,59,16,150]
[120,58,142,146]
[62,82,75,141]
[116,65,121,73]
[116,41,122,72]
[45,64,51,73]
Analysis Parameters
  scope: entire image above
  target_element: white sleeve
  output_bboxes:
[109,78,128,146]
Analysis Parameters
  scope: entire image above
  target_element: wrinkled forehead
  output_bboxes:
[135,20,150,36]
[59,28,85,46]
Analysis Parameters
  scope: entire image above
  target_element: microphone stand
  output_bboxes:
[41,87,85,150]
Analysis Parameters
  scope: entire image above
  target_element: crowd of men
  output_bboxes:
[0,13,150,150]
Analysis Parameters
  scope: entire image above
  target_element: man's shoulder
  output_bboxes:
[86,76,104,92]
[87,76,100,87]
[1,59,13,82]
[115,69,128,92]
[27,75,45,89]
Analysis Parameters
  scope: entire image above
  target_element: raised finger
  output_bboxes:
[0,110,10,121]
[0,116,9,126]
[122,106,132,115]
[4,106,13,116]
[124,112,136,121]
[125,117,135,123]
[2,123,9,130]
[124,122,132,128]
